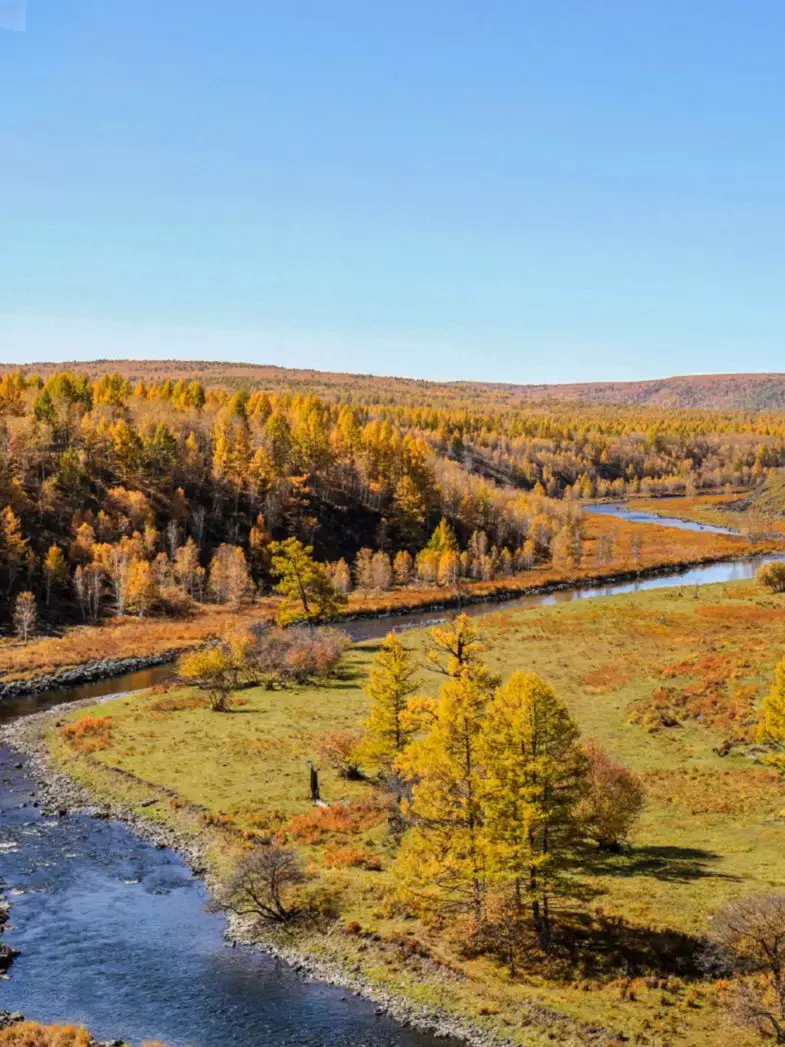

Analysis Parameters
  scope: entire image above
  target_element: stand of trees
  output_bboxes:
[0,367,781,631]
[351,617,646,968]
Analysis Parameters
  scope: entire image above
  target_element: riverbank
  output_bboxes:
[0,653,177,702]
[0,881,16,977]
[1,518,779,702]
[1,708,585,1047]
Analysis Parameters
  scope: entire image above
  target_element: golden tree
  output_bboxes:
[208,544,255,606]
[425,613,486,678]
[479,671,587,948]
[358,631,420,774]
[43,545,68,605]
[759,656,785,774]
[177,638,248,712]
[396,668,492,921]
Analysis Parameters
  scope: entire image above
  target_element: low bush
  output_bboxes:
[285,794,393,844]
[148,693,206,713]
[218,845,310,924]
[578,743,645,850]
[249,625,348,686]
[323,844,383,870]
[0,1023,168,1047]
[59,715,112,753]
[757,560,785,593]
[316,730,363,779]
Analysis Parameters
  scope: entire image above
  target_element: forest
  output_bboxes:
[1,365,784,634]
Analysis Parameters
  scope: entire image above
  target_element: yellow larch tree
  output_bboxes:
[395,668,493,922]
[357,632,420,774]
[479,671,587,949]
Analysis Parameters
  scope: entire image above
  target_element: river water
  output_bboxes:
[0,742,460,1046]
[583,501,741,535]
[0,504,781,1045]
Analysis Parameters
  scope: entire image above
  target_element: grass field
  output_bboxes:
[49,579,785,1047]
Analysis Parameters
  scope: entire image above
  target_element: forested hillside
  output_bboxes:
[0,365,783,628]
[6,360,785,410]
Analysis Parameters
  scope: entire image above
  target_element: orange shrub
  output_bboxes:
[323,844,383,870]
[0,1024,90,1047]
[59,715,112,753]
[0,1026,169,1047]
[285,795,393,844]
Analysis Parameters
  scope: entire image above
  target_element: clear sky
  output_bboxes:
[1,2,784,384]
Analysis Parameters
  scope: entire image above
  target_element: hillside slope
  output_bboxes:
[3,360,785,410]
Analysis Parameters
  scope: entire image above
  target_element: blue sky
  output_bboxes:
[1,2,784,383]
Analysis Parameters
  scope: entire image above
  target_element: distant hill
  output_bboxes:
[501,372,785,411]
[3,360,785,411]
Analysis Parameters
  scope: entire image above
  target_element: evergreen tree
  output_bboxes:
[270,537,346,626]
[396,668,492,921]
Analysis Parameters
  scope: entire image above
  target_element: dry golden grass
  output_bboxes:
[0,1022,166,1047]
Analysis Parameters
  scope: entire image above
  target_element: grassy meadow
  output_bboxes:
[49,578,785,1047]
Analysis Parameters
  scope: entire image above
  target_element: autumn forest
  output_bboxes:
[3,363,785,1047]
[1,364,784,633]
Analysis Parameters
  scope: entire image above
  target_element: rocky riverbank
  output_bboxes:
[0,653,178,703]
[0,880,18,977]
[1,706,603,1047]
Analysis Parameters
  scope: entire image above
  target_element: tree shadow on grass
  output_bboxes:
[551,910,707,979]
[331,664,367,688]
[584,844,741,884]
[477,909,708,982]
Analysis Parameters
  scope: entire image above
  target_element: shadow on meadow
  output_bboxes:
[555,911,706,979]
[585,844,741,884]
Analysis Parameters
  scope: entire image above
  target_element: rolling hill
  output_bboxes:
[2,359,785,411]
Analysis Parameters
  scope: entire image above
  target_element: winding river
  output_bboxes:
[0,504,781,1045]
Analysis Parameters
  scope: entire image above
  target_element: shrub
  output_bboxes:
[249,625,348,686]
[705,893,785,1042]
[59,715,112,753]
[757,561,785,593]
[578,743,645,850]
[218,845,309,924]
[285,795,393,844]
[0,1022,168,1046]
[323,844,383,870]
[316,730,363,779]
[148,692,206,714]
[157,585,196,618]
[176,632,253,711]
[0,1024,92,1047]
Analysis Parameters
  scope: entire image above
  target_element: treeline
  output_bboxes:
[0,367,779,627]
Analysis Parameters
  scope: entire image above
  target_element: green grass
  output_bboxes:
[51,580,785,1047]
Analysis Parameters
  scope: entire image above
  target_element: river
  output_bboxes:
[0,503,781,1045]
